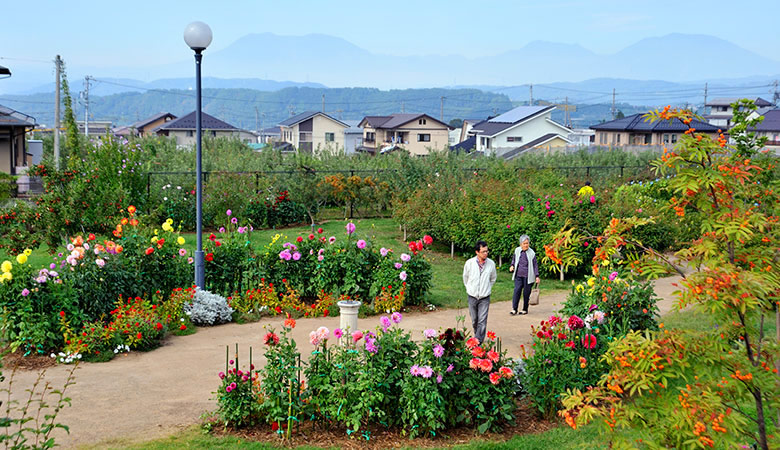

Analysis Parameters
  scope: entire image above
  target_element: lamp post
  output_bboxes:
[183,21,212,288]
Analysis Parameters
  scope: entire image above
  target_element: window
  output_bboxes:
[599,133,606,144]
[211,130,217,137]
[186,130,194,137]
[365,132,375,142]
[507,136,523,143]
[663,134,670,144]
[417,133,431,142]
[418,118,427,125]
[616,133,621,144]
[671,134,677,144]
[325,132,334,142]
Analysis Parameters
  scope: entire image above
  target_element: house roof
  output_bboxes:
[261,126,281,134]
[451,136,476,152]
[590,113,719,133]
[278,111,348,128]
[358,113,449,129]
[469,106,557,137]
[132,112,176,130]
[706,97,774,107]
[501,133,570,160]
[748,108,780,132]
[155,111,238,131]
[0,105,36,127]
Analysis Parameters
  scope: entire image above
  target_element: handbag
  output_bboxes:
[529,283,540,306]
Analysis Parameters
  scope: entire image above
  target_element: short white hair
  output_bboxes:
[519,234,530,245]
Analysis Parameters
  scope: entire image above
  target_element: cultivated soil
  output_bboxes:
[2,274,685,449]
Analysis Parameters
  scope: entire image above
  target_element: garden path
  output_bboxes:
[9,274,684,449]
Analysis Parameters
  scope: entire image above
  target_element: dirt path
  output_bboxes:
[5,275,683,449]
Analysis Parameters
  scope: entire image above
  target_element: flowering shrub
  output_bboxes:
[203,211,254,295]
[215,351,261,427]
[258,319,301,440]
[372,283,405,313]
[185,289,233,326]
[369,237,432,306]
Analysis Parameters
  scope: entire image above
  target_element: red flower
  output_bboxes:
[274,306,282,314]
[486,331,496,340]
[471,347,485,358]
[565,341,576,349]
[557,333,567,340]
[465,337,479,349]
[180,324,187,330]
[489,372,501,385]
[317,228,324,234]
[487,350,499,363]
[296,236,303,243]
[87,233,96,241]
[208,233,216,241]
[205,253,214,262]
[215,240,221,247]
[271,422,279,432]
[284,317,296,329]
[498,366,514,378]
[581,334,597,349]
[145,247,154,255]
[423,235,433,246]
[155,322,163,331]
[136,332,142,339]
[478,359,493,373]
[264,332,279,345]
[567,315,585,330]
[59,311,65,318]
[536,331,545,339]
[308,234,315,240]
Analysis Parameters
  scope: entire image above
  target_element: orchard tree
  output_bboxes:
[549,102,779,449]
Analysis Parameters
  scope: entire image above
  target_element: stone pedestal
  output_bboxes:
[337,300,361,341]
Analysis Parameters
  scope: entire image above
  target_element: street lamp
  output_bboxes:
[183,21,212,288]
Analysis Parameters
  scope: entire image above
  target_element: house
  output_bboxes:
[747,108,780,153]
[567,128,595,147]
[358,113,450,156]
[704,97,774,129]
[154,111,243,147]
[258,126,281,144]
[343,120,364,155]
[131,112,177,137]
[458,119,483,143]
[278,111,349,154]
[466,106,572,157]
[0,104,35,175]
[76,120,113,137]
[590,113,719,146]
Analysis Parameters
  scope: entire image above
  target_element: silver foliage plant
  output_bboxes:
[184,288,234,326]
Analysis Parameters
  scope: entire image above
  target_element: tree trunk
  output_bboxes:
[499,255,502,267]
[559,265,564,281]
[451,242,454,259]
[403,226,407,241]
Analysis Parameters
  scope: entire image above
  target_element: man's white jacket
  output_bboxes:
[462,257,497,299]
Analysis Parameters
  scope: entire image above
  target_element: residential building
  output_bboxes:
[131,112,177,137]
[704,97,774,129]
[76,120,113,137]
[154,111,243,147]
[458,119,483,143]
[259,126,281,144]
[590,113,719,146]
[278,111,349,154]
[343,120,364,155]
[747,108,780,153]
[358,113,450,156]
[567,128,595,147]
[0,104,35,175]
[466,106,572,157]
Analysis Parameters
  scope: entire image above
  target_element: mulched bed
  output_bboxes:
[211,399,558,449]
[1,348,56,371]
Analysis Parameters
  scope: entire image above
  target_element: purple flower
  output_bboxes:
[292,252,301,261]
[226,209,232,216]
[346,222,356,234]
[49,263,56,270]
[380,316,391,330]
[588,304,598,312]
[609,271,618,281]
[219,227,226,233]
[357,239,366,249]
[237,226,246,234]
[433,344,444,358]
[279,249,292,261]
[436,374,443,384]
[400,253,411,262]
[391,312,403,324]
[21,288,30,297]
[446,364,454,373]
[365,337,378,353]
[423,328,436,339]
[231,217,238,224]
[329,236,336,244]
[333,328,344,339]
[394,262,403,269]
[380,247,388,257]
[399,271,407,281]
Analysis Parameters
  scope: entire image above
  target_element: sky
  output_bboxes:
[1,0,779,70]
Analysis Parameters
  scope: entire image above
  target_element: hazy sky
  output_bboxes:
[1,0,779,70]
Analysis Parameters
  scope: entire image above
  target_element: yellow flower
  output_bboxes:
[576,284,584,293]
[162,223,173,232]
[16,254,27,264]
[587,278,595,287]
[1,261,12,273]
[151,236,159,244]
[166,218,173,225]
[0,272,12,282]
[154,229,159,236]
[177,237,185,245]
[602,259,610,267]
[23,249,32,257]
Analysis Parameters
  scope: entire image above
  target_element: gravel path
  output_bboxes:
[5,275,683,448]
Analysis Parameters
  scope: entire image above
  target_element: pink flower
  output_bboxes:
[465,337,479,349]
[400,253,411,262]
[292,252,301,261]
[219,227,226,233]
[609,271,618,281]
[410,364,420,376]
[498,366,514,378]
[399,271,407,281]
[380,316,391,330]
[583,241,589,247]
[436,374,443,383]
[589,195,595,203]
[420,366,433,378]
[95,258,105,267]
[309,331,321,346]
[351,330,363,342]
[317,255,324,261]
[469,358,480,369]
[446,364,454,372]
[391,312,403,323]
[329,236,336,244]
[520,205,525,212]
[357,239,366,249]
[478,359,493,373]
[226,209,232,216]
[178,248,187,256]
[506,224,511,228]
[380,247,388,257]
[489,372,501,385]
[231,217,238,224]
[346,222,356,234]
[21,288,30,297]
[423,235,433,245]
[394,262,402,269]
[219,371,225,379]
[582,334,597,349]
[423,328,436,339]
[333,328,343,339]
[365,337,378,353]
[567,315,585,330]
[487,350,499,363]
[433,344,444,358]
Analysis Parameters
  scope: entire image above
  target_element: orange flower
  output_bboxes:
[284,317,296,329]
[121,218,129,225]
[128,205,136,215]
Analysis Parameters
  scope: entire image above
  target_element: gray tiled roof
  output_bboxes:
[488,105,553,124]
[279,111,348,128]
[0,105,36,127]
[590,114,719,132]
[132,112,176,130]
[156,111,238,131]
[749,108,780,132]
[359,113,449,129]
[706,97,773,107]
[451,136,476,152]
[469,120,515,136]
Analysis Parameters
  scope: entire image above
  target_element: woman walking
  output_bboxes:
[508,234,539,315]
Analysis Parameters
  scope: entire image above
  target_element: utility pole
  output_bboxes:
[255,107,259,132]
[529,84,533,106]
[401,101,404,113]
[440,96,445,121]
[321,94,325,112]
[83,76,91,137]
[565,96,570,127]
[773,80,779,105]
[53,55,62,169]
[611,88,616,120]
[704,82,708,110]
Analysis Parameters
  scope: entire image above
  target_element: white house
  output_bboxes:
[278,111,349,154]
[704,97,774,129]
[466,106,571,157]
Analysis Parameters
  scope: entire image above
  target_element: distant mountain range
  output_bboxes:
[2,32,779,96]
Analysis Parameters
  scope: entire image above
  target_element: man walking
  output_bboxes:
[462,240,497,343]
